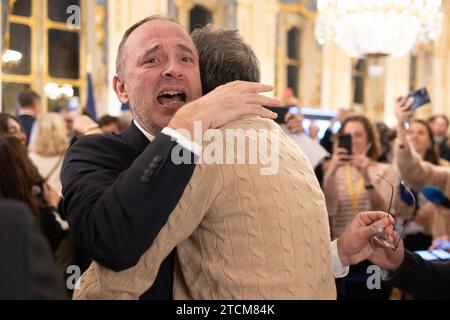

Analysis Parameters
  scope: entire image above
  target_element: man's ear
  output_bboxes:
[113,75,129,104]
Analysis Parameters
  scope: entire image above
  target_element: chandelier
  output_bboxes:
[314,0,444,58]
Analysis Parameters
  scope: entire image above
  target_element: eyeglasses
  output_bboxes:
[373,175,416,251]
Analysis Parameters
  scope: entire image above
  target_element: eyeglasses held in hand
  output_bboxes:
[373,175,416,251]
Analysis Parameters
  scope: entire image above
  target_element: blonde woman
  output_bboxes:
[28,113,69,195]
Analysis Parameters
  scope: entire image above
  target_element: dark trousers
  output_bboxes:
[339,260,392,300]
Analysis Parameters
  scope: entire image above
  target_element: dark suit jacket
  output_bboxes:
[320,127,334,155]
[17,113,35,145]
[438,136,450,162]
[0,200,66,299]
[61,123,196,299]
[386,250,450,299]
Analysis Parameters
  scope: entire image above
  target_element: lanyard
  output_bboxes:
[344,163,365,212]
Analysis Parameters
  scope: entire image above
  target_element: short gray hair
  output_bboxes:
[116,15,179,76]
[191,24,261,95]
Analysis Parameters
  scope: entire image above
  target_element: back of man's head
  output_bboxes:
[17,90,40,110]
[98,115,119,127]
[191,24,260,95]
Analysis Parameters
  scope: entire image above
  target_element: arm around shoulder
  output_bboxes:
[61,133,197,271]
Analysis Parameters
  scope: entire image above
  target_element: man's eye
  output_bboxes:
[147,58,158,64]
[181,57,193,63]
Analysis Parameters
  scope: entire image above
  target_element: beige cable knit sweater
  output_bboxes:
[73,117,336,300]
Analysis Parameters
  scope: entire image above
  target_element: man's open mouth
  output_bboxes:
[157,91,187,106]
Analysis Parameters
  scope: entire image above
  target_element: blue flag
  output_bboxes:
[85,73,97,121]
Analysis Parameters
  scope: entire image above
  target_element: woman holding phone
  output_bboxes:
[322,114,397,300]
[394,96,450,246]
[323,114,397,240]
[394,119,450,248]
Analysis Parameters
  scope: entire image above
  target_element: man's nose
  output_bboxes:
[161,60,183,79]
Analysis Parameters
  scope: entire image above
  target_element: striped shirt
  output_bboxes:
[324,162,397,240]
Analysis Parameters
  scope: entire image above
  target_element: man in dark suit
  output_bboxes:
[60,16,279,300]
[369,237,450,299]
[16,90,41,145]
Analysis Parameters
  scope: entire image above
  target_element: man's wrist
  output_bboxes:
[168,101,211,135]
[336,237,350,267]
[167,118,194,138]
[332,239,350,278]
[382,255,406,281]
[162,127,202,157]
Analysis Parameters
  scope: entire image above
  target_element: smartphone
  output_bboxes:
[264,106,289,124]
[338,134,352,156]
[407,87,431,111]
[430,249,450,260]
[415,250,440,261]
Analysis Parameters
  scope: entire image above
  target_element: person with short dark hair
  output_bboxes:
[428,114,450,161]
[97,115,120,134]
[192,25,261,95]
[16,90,41,145]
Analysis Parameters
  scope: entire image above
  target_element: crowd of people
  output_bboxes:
[1,15,449,300]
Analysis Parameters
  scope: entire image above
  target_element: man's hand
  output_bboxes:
[167,81,279,137]
[284,112,304,134]
[337,211,396,267]
[368,233,405,271]
[395,96,415,126]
